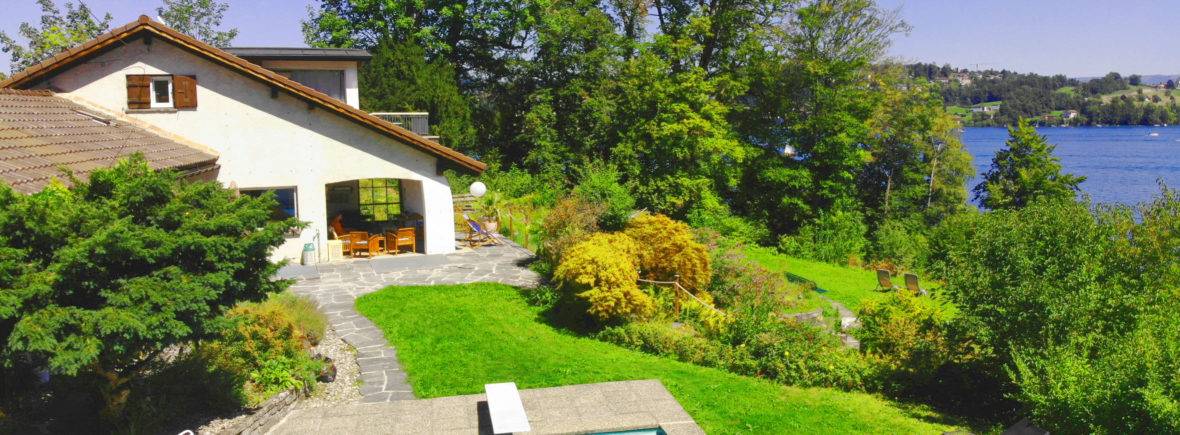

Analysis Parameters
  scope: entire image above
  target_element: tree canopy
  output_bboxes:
[156,0,238,47]
[302,0,967,239]
[0,0,111,72]
[974,118,1085,210]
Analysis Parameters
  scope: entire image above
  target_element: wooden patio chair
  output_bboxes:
[386,227,416,254]
[348,231,371,257]
[368,233,386,256]
[875,269,899,292]
[904,273,928,296]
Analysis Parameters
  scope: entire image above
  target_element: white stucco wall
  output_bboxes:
[34,39,457,260]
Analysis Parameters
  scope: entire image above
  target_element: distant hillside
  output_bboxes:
[906,63,1180,126]
[1075,74,1178,85]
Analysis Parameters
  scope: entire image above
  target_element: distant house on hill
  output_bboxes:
[971,104,1000,113]
[1062,110,1079,120]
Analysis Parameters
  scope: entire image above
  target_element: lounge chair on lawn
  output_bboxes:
[465,218,502,247]
[904,273,928,296]
[875,269,900,292]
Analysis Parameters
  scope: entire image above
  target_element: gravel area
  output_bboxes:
[194,326,362,434]
[299,326,363,407]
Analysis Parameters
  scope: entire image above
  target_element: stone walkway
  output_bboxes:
[279,242,541,403]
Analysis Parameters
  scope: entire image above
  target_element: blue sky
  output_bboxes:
[2,0,1178,77]
[878,0,1180,77]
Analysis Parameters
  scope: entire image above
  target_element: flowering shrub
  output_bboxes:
[553,233,653,321]
[625,213,712,294]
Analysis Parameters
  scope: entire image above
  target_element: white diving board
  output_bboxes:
[485,382,531,434]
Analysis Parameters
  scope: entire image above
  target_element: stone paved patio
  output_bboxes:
[270,380,704,435]
[279,242,541,403]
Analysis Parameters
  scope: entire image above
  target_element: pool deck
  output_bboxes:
[268,380,703,434]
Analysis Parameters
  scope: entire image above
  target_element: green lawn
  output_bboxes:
[356,283,963,434]
[744,247,885,311]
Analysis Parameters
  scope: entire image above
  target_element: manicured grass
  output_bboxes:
[744,247,885,311]
[356,283,963,434]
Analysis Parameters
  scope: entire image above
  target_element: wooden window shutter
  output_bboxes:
[126,75,151,109]
[173,75,198,109]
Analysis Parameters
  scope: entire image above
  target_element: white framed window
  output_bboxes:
[150,76,173,108]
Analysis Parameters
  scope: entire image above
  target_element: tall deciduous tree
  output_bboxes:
[974,118,1085,210]
[859,67,972,226]
[360,38,475,152]
[0,0,112,72]
[156,0,239,48]
[302,0,534,91]
[736,0,908,234]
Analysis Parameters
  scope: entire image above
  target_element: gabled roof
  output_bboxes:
[0,89,218,194]
[0,16,485,173]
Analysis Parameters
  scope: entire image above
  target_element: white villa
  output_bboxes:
[0,16,486,261]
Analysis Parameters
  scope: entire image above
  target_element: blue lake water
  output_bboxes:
[963,126,1180,206]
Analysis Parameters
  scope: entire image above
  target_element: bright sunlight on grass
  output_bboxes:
[744,247,885,311]
[356,283,963,434]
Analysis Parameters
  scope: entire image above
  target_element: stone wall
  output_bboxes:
[219,390,300,435]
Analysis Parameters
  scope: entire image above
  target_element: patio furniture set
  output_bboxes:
[330,215,418,258]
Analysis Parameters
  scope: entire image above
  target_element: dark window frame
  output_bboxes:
[357,179,401,222]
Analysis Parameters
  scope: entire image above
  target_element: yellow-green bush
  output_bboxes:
[203,297,321,405]
[624,213,712,294]
[553,233,653,321]
[262,292,327,345]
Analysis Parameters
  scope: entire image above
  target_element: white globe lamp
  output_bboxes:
[470,181,488,198]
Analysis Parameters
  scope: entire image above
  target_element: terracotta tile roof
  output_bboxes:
[0,16,486,174]
[0,89,218,194]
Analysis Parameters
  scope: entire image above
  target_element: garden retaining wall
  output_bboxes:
[218,389,300,435]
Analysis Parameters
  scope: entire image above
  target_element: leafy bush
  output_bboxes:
[924,211,979,278]
[553,232,652,321]
[745,318,870,390]
[928,196,1180,424]
[572,163,635,231]
[937,199,1129,359]
[868,220,929,270]
[998,189,1180,433]
[261,293,327,345]
[625,213,712,294]
[596,322,748,371]
[0,156,293,425]
[702,232,807,311]
[856,291,983,400]
[537,195,604,268]
[685,198,770,245]
[778,207,868,265]
[204,299,322,406]
[1011,307,1180,434]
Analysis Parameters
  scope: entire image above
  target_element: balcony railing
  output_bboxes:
[370,112,440,142]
